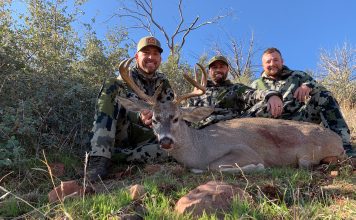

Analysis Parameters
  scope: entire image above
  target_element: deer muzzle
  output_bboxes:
[159,137,174,150]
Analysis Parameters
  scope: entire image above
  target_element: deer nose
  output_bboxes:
[159,137,173,150]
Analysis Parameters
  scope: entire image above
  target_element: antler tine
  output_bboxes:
[118,58,155,105]
[196,63,208,88]
[152,82,164,101]
[174,63,208,104]
[194,63,207,87]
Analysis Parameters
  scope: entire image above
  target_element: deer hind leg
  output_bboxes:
[297,155,321,169]
[298,158,314,169]
[299,156,340,169]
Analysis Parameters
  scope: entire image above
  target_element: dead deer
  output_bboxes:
[117,58,345,173]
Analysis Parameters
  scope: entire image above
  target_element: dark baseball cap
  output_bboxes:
[207,55,228,68]
[137,36,163,53]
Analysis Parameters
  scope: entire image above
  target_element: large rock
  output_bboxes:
[175,181,251,218]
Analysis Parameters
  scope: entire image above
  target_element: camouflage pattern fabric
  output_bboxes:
[250,66,351,150]
[89,66,174,162]
[187,80,281,129]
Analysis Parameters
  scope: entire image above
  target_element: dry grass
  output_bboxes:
[340,102,356,142]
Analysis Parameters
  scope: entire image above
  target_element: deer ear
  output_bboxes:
[181,107,214,123]
[118,97,150,112]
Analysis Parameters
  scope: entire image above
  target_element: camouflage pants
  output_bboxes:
[89,80,168,163]
[248,90,351,148]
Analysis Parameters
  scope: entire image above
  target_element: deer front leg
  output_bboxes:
[218,163,265,174]
[208,148,265,173]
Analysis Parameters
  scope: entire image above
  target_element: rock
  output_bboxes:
[330,170,339,177]
[129,184,145,200]
[48,180,92,203]
[175,181,250,218]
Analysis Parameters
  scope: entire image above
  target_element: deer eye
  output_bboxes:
[173,117,179,123]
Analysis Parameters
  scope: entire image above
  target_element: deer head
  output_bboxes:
[117,58,214,150]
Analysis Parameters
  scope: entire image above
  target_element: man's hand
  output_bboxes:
[267,95,284,118]
[293,84,311,103]
[140,109,153,127]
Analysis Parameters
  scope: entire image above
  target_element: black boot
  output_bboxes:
[86,156,111,182]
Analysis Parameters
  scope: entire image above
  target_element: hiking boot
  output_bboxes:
[86,156,111,182]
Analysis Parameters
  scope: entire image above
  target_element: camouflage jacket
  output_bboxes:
[187,79,281,128]
[97,66,174,124]
[250,65,326,114]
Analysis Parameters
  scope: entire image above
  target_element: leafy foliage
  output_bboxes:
[160,54,193,96]
[0,0,128,169]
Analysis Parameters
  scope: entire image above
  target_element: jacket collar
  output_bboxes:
[132,66,160,81]
[206,79,233,87]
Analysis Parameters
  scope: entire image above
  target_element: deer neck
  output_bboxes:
[167,121,207,169]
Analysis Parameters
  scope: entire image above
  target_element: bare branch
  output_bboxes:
[114,0,230,57]
[136,0,170,49]
[172,0,184,40]
[230,39,240,78]
[243,31,254,76]
[179,16,199,52]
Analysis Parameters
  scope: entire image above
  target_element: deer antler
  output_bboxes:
[118,58,155,105]
[174,63,208,104]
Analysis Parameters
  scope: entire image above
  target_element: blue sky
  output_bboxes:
[11,0,356,74]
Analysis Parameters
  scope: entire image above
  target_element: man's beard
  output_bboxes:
[265,66,283,78]
[213,73,227,84]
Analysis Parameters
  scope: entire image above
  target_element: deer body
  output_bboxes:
[150,101,344,171]
[118,58,345,172]
[158,114,344,170]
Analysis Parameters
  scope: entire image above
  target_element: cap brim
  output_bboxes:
[138,45,163,53]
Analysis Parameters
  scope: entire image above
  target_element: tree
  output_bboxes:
[160,52,192,95]
[21,0,81,75]
[0,0,27,76]
[114,0,231,60]
[0,0,110,163]
[208,33,257,85]
[317,43,356,106]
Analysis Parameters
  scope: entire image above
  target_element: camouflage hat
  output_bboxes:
[137,36,163,53]
[207,55,228,68]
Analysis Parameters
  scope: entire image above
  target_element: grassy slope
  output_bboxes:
[0,106,355,219]
[0,158,355,219]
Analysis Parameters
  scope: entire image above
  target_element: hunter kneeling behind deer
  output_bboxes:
[86,36,175,182]
[118,57,345,174]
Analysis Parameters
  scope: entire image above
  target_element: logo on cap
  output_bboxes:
[147,37,156,44]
